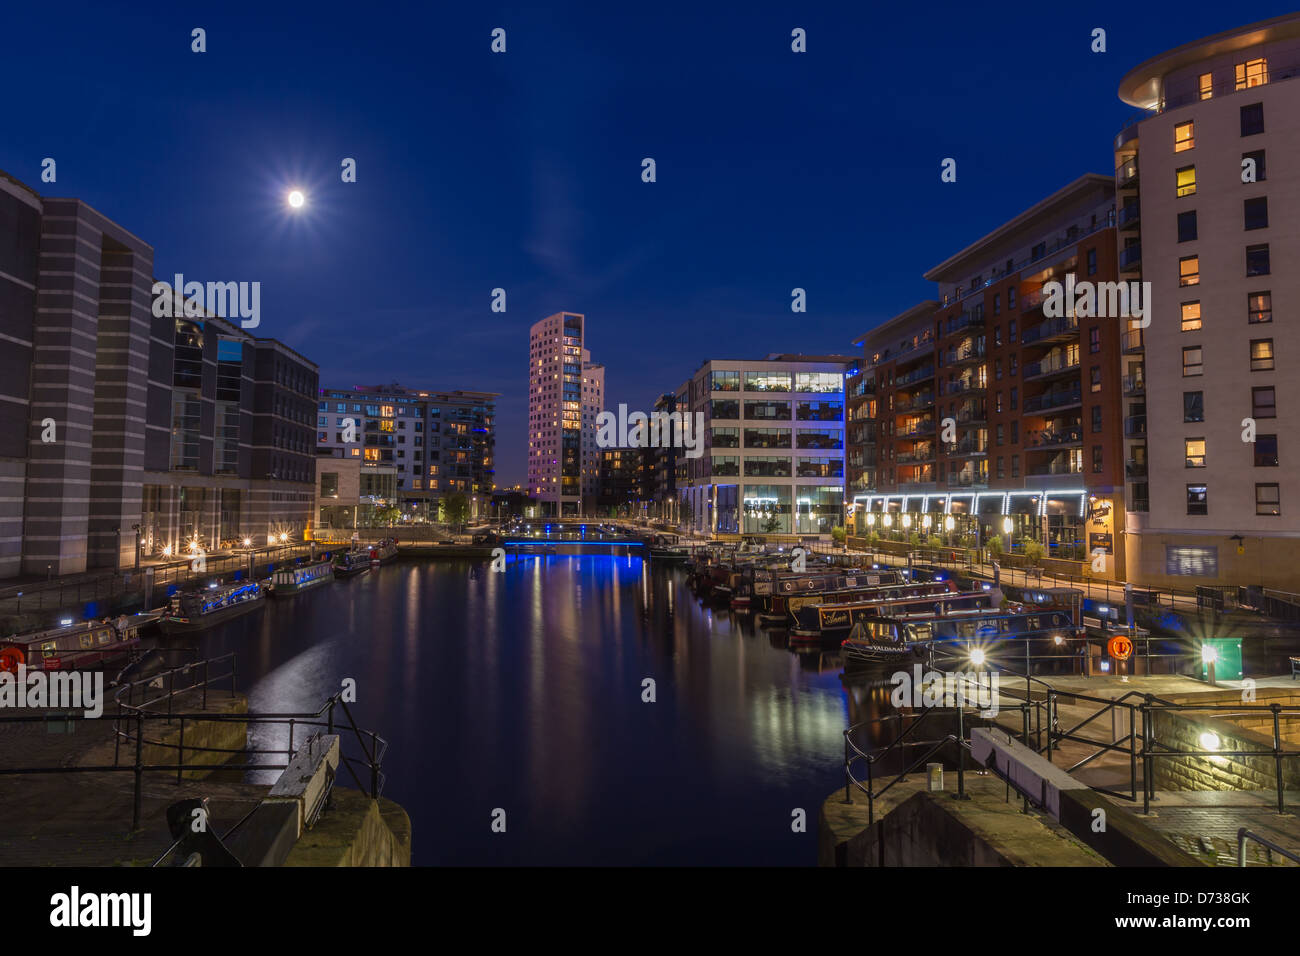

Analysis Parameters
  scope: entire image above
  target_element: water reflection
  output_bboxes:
[197,557,876,865]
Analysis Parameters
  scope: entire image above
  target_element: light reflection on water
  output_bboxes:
[197,555,895,865]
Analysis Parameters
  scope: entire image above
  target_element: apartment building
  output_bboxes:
[315,384,497,525]
[1114,14,1300,588]
[527,311,604,516]
[0,172,318,577]
[675,355,853,536]
[849,176,1128,577]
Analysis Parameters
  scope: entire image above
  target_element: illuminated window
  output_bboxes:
[380,419,394,432]
[1175,165,1196,197]
[350,448,360,457]
[1198,72,1213,100]
[1184,438,1205,468]
[1174,121,1194,152]
[1250,338,1274,372]
[1181,301,1201,331]
[1235,58,1268,90]
[380,405,394,417]
[1248,291,1272,324]
[1182,347,1203,377]
[1179,256,1199,286]
[364,448,379,461]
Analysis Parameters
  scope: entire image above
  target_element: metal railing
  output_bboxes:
[0,654,388,833]
[1238,828,1300,867]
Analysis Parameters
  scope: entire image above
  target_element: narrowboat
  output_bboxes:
[369,538,399,567]
[771,579,960,630]
[841,607,1082,666]
[269,559,334,596]
[159,581,265,635]
[648,533,689,562]
[0,611,163,673]
[751,569,908,622]
[332,549,372,578]
[789,588,999,643]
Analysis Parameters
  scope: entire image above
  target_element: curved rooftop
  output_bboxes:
[1118,13,1300,108]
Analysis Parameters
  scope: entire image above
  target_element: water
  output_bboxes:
[193,554,879,865]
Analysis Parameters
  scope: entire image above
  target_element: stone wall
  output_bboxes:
[1149,687,1300,793]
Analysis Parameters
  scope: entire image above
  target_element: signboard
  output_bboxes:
[1088,532,1113,555]
[1107,634,1133,661]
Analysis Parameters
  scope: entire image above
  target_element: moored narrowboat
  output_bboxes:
[789,588,999,643]
[270,559,333,596]
[159,581,265,635]
[0,611,162,673]
[369,538,399,567]
[333,549,372,578]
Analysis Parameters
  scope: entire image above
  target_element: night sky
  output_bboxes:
[2,2,1289,486]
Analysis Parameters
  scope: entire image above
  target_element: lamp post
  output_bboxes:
[133,523,142,571]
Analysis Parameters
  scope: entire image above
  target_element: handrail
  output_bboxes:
[1237,828,1300,867]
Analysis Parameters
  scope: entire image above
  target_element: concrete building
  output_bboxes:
[315,384,497,525]
[1114,14,1300,588]
[848,176,1128,577]
[527,311,604,516]
[676,354,853,536]
[0,171,318,578]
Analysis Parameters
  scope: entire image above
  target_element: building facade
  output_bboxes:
[0,172,318,578]
[527,311,604,516]
[848,176,1128,577]
[315,384,497,525]
[676,355,852,536]
[1114,14,1300,588]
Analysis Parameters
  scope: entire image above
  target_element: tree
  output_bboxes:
[831,526,847,546]
[374,505,402,527]
[443,493,470,531]
[1023,540,1045,567]
[987,536,1003,557]
[761,514,782,534]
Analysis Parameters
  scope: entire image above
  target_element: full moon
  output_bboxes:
[287,189,305,209]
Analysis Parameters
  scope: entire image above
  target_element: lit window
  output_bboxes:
[1179,256,1200,286]
[1199,72,1213,100]
[1181,301,1201,331]
[1235,57,1268,90]
[1250,338,1274,372]
[1185,438,1206,468]
[1174,121,1194,151]
[1248,291,1272,324]
[1182,347,1203,377]
[1176,166,1196,197]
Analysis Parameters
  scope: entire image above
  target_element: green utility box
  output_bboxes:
[1200,638,1243,681]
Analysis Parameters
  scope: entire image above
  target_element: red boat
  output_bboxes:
[0,612,162,673]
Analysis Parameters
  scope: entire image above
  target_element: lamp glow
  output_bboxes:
[944,516,955,531]
[1199,731,1220,751]
[969,648,986,667]
[1201,644,1218,664]
[288,189,305,209]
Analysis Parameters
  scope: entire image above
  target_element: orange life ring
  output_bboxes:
[0,646,25,673]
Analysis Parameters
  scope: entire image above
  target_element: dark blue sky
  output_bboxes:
[2,2,1288,485]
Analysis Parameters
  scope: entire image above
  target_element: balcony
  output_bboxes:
[894,393,935,413]
[1028,427,1083,450]
[1122,372,1145,396]
[1028,461,1084,477]
[946,472,987,489]
[1117,157,1139,189]
[946,378,986,396]
[1023,358,1081,382]
[945,438,988,457]
[896,447,935,464]
[955,407,988,425]
[1022,315,1079,346]
[1118,203,1141,232]
[1125,459,1148,479]
[1124,415,1147,438]
[1023,388,1082,414]
[1119,244,1142,271]
[1020,287,1047,313]
[900,420,936,437]
[1121,329,1144,353]
[895,366,936,388]
[947,344,987,366]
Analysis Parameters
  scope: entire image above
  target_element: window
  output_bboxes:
[1087,249,1097,275]
[1186,484,1208,515]
[1241,102,1264,136]
[996,456,1004,479]
[1235,58,1268,90]
[1177,210,1197,242]
[1199,72,1213,100]
[1091,406,1103,433]
[993,294,1000,316]
[1008,288,1016,309]
[1010,387,1017,410]
[1092,445,1103,474]
[1246,244,1270,276]
[1183,391,1204,423]
[1244,197,1268,230]
[1089,327,1101,353]
[1252,386,1276,418]
[1256,483,1280,516]
[994,326,1002,347]
[1243,149,1266,182]
[1185,438,1206,468]
[1090,366,1102,393]
[710,370,740,392]
[1166,545,1217,576]
[1182,347,1203,377]
[995,359,1002,381]
[996,424,1004,446]
[1176,165,1196,197]
[1010,455,1019,478]
[1250,339,1274,371]
[1179,256,1199,286]
[1248,291,1272,324]
[1255,435,1278,467]
[1181,301,1202,331]
[995,391,1002,414]
[1009,320,1016,340]
[1010,421,1018,444]
[1174,121,1195,152]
